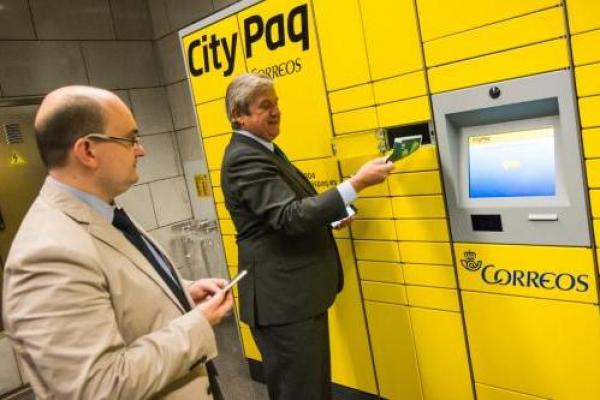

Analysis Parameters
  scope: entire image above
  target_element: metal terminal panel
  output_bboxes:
[433,70,591,246]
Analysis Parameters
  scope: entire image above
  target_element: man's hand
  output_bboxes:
[187,278,227,305]
[198,289,234,326]
[349,157,394,192]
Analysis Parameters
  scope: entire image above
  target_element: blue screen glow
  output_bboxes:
[469,127,555,198]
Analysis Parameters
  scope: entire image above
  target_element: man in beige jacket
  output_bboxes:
[2,85,233,399]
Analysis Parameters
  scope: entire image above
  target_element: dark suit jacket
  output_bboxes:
[221,133,347,327]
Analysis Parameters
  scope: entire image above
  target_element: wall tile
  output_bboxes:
[113,89,132,109]
[146,224,182,266]
[82,41,160,89]
[109,0,153,40]
[213,0,238,12]
[148,0,170,39]
[176,127,203,162]
[0,42,87,96]
[116,184,158,230]
[0,335,22,395]
[165,0,213,32]
[137,133,180,183]
[150,176,193,225]
[156,33,186,85]
[167,80,196,130]
[0,0,35,39]
[30,0,114,40]
[130,87,173,135]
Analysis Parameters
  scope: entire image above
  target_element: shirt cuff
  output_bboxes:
[337,180,358,206]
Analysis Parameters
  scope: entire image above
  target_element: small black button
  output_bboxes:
[207,385,213,395]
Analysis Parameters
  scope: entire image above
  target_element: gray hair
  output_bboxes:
[225,72,274,129]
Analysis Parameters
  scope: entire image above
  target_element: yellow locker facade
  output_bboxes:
[180,1,600,399]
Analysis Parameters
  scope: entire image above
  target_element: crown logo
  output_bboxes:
[460,250,482,272]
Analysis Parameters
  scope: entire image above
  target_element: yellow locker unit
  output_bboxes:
[180,1,600,399]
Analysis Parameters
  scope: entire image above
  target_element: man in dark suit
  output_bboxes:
[221,72,393,400]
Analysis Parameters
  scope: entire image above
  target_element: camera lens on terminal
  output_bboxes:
[489,86,501,99]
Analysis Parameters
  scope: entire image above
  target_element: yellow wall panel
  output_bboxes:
[417,0,559,41]
[400,242,453,265]
[593,219,600,246]
[209,170,221,187]
[203,133,231,171]
[406,286,460,311]
[579,95,600,128]
[353,198,394,219]
[357,182,390,197]
[360,0,423,80]
[351,220,397,241]
[358,261,404,283]
[365,302,423,400]
[332,130,383,160]
[575,63,600,97]
[392,195,447,219]
[328,83,375,113]
[403,264,456,288]
[219,218,236,235]
[586,159,600,187]
[582,128,600,158]
[424,8,564,67]
[183,15,245,104]
[362,281,408,304]
[332,107,379,134]
[590,189,600,218]
[330,239,377,393]
[411,308,474,400]
[392,145,438,173]
[293,157,340,194]
[222,234,237,266]
[216,203,231,220]
[333,227,351,239]
[463,292,600,400]
[476,383,548,400]
[213,186,224,203]
[567,0,600,34]
[313,0,370,90]
[428,39,569,93]
[455,243,598,303]
[376,96,430,127]
[240,324,262,361]
[388,171,442,196]
[372,71,427,104]
[396,219,449,242]
[353,240,401,262]
[196,99,230,138]
[571,29,600,66]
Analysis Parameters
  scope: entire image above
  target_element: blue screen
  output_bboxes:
[469,127,555,198]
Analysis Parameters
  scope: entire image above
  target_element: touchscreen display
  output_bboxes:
[469,127,555,198]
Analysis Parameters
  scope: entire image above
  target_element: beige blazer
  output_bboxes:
[2,181,218,399]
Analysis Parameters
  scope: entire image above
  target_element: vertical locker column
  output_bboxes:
[182,11,263,364]
[235,0,377,394]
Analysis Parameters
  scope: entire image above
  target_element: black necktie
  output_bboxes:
[112,208,190,311]
[112,208,223,399]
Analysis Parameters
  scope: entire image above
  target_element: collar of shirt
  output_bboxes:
[46,176,115,223]
[235,129,274,152]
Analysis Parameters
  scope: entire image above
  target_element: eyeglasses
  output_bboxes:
[85,133,142,148]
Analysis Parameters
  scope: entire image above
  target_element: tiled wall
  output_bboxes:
[0,0,236,393]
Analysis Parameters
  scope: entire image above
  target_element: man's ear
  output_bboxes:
[72,137,99,168]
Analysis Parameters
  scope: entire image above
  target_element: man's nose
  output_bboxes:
[135,143,146,157]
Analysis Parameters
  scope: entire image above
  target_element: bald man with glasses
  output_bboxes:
[2,85,233,400]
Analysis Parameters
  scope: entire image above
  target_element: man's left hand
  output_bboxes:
[187,278,227,305]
